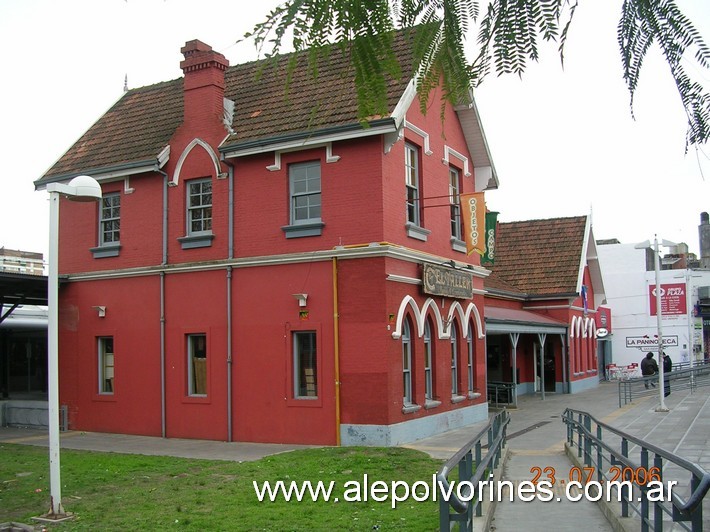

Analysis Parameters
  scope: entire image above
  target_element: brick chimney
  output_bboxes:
[180,40,229,131]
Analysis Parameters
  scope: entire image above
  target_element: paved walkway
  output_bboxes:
[2,381,709,530]
[406,380,710,531]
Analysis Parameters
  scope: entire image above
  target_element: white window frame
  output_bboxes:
[187,178,212,236]
[98,337,114,395]
[451,322,459,396]
[187,333,207,397]
[99,193,120,246]
[289,161,322,226]
[405,143,420,226]
[424,321,433,401]
[402,320,413,405]
[467,328,475,392]
[294,331,318,399]
[449,167,462,240]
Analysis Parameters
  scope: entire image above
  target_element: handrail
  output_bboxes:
[563,408,710,530]
[618,362,710,407]
[437,409,510,531]
[487,381,517,407]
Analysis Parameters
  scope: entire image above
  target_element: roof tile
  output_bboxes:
[486,216,587,296]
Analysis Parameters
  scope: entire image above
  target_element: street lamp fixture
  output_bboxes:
[41,175,102,521]
[635,235,677,412]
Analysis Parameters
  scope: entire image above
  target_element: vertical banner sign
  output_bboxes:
[649,283,687,316]
[460,193,486,256]
[481,211,498,264]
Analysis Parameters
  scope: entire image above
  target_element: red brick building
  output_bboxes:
[33,32,500,445]
[484,216,607,402]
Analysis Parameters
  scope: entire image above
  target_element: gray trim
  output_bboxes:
[450,237,466,253]
[220,119,396,158]
[282,222,325,239]
[341,402,487,446]
[35,158,161,189]
[485,320,567,335]
[90,243,121,259]
[405,222,430,242]
[178,233,214,249]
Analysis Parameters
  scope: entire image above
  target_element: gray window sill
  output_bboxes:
[178,233,214,249]
[450,237,466,253]
[402,403,422,414]
[90,243,121,258]
[424,399,442,410]
[467,391,482,400]
[451,394,466,404]
[282,221,324,239]
[405,222,430,242]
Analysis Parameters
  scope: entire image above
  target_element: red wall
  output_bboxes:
[59,277,162,435]
[55,68,490,444]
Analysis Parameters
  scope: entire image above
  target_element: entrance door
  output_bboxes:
[543,343,556,392]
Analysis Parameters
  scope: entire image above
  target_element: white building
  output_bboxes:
[597,213,710,371]
[0,248,44,276]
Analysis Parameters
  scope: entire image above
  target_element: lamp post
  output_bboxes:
[636,235,676,412]
[44,175,101,519]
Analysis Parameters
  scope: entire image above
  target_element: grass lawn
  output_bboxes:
[1,443,444,530]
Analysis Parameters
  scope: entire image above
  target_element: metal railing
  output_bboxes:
[562,408,710,531]
[618,362,710,407]
[487,381,517,407]
[437,409,510,531]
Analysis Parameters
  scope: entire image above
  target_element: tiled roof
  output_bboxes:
[223,32,416,148]
[38,29,418,184]
[42,80,184,180]
[486,216,588,296]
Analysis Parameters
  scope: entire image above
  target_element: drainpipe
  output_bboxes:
[160,271,166,438]
[332,258,341,445]
[158,169,169,438]
[222,157,235,441]
[226,265,233,441]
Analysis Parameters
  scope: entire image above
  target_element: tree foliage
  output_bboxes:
[245,0,710,150]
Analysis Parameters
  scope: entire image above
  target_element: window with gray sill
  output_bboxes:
[91,193,121,258]
[283,161,323,238]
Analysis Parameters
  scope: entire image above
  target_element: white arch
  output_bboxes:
[446,301,485,339]
[391,296,484,340]
[170,138,222,186]
[391,296,444,339]
[570,315,582,338]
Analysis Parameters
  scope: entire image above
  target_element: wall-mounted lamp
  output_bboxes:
[92,306,106,318]
[292,293,308,308]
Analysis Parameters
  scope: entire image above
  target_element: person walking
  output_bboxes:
[640,352,658,389]
[662,352,673,397]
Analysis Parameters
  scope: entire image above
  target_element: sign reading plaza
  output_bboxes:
[648,283,687,316]
[626,335,679,351]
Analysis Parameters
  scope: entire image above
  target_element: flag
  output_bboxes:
[482,211,498,264]
[460,193,486,256]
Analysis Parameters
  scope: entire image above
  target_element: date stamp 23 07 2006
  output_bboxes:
[508,465,679,503]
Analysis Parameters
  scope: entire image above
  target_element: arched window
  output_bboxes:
[402,318,413,405]
[424,320,434,400]
[450,322,459,396]
[467,327,475,393]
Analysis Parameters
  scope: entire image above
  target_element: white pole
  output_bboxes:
[47,190,65,516]
[653,235,668,412]
[687,269,694,385]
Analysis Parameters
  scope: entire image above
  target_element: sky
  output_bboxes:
[0,0,708,262]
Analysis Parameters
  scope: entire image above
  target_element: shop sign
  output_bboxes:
[648,283,686,316]
[422,263,473,299]
[625,335,678,351]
